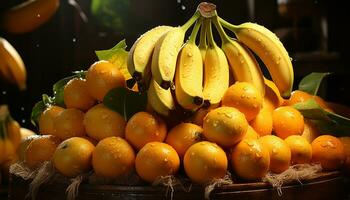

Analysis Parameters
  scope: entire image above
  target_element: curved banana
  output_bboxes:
[2,0,60,34]
[127,25,173,89]
[147,78,175,116]
[151,12,200,89]
[220,19,294,98]
[0,37,27,90]
[212,16,265,96]
[202,20,229,108]
[175,20,204,110]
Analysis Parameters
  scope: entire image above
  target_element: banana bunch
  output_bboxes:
[0,37,27,90]
[127,2,294,116]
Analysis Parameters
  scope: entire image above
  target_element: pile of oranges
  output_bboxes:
[18,60,350,185]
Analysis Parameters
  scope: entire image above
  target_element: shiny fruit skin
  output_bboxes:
[39,106,64,135]
[272,106,304,139]
[285,135,312,164]
[250,106,273,137]
[64,78,95,111]
[53,108,86,140]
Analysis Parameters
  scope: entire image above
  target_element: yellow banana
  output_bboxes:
[212,16,265,96]
[202,20,229,108]
[127,25,173,90]
[151,12,200,89]
[175,20,204,110]
[147,78,175,116]
[0,37,27,90]
[220,19,294,98]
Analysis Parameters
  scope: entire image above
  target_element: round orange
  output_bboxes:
[301,119,320,143]
[125,112,167,151]
[231,139,270,181]
[17,135,40,161]
[86,60,126,101]
[311,135,345,171]
[53,137,95,177]
[184,141,227,184]
[203,106,248,147]
[64,78,95,111]
[272,106,304,139]
[39,105,64,135]
[244,125,260,140]
[135,142,180,183]
[53,108,86,140]
[222,82,263,121]
[7,120,21,150]
[284,90,332,112]
[259,135,291,173]
[84,104,126,141]
[165,123,203,158]
[285,135,312,164]
[250,106,273,136]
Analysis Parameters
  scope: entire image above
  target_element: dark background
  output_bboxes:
[0,0,349,130]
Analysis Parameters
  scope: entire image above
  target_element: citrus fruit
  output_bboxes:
[20,128,36,140]
[285,135,312,164]
[222,82,263,121]
[339,137,350,173]
[39,105,64,135]
[301,119,320,143]
[250,106,273,136]
[84,104,126,141]
[53,137,95,177]
[7,120,21,150]
[311,135,345,171]
[125,112,167,151]
[203,106,248,147]
[244,125,260,140]
[135,142,180,183]
[231,139,270,181]
[25,135,61,169]
[165,123,203,158]
[0,139,16,165]
[191,108,211,126]
[184,141,227,184]
[53,108,86,140]
[92,137,135,178]
[284,90,332,112]
[17,135,39,161]
[272,106,304,139]
[64,78,95,111]
[86,60,125,101]
[259,135,291,173]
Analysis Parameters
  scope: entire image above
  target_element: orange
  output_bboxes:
[311,135,345,171]
[135,142,180,183]
[285,135,312,164]
[339,137,350,173]
[284,90,332,112]
[92,137,135,178]
[244,126,260,140]
[53,108,86,140]
[84,104,126,141]
[259,135,291,173]
[53,137,95,177]
[222,82,263,121]
[165,123,203,158]
[231,139,270,181]
[0,139,16,165]
[20,128,36,140]
[191,108,211,126]
[7,120,21,150]
[125,112,167,151]
[39,105,64,135]
[17,135,40,161]
[250,106,273,136]
[64,78,95,111]
[263,78,285,111]
[25,135,61,169]
[203,106,248,147]
[301,119,320,143]
[184,141,227,184]
[272,106,304,139]
[86,60,126,101]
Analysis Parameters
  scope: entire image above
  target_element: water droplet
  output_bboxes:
[72,38,76,42]
[213,121,218,127]
[36,44,40,48]
[102,115,108,119]
[224,113,232,118]
[21,119,26,124]
[290,57,293,61]
[243,87,249,91]
[177,0,181,3]
[255,152,262,158]
[164,158,168,162]
[272,148,278,154]
[20,107,25,111]
[181,5,186,10]
[187,52,193,57]
[191,152,195,156]
[241,94,246,99]
[2,91,6,95]
[37,14,41,18]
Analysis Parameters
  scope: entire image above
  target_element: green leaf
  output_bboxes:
[52,71,86,107]
[95,40,131,80]
[30,100,46,127]
[294,99,350,136]
[103,87,147,120]
[298,72,331,95]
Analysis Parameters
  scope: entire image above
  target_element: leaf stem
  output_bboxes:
[181,11,200,32]
[212,15,230,45]
[188,18,202,44]
[219,17,238,32]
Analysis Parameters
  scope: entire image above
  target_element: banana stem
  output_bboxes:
[212,16,230,45]
[206,18,216,48]
[218,17,239,32]
[199,18,208,49]
[181,11,201,32]
[188,18,202,44]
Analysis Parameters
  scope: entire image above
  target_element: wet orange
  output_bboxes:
[64,78,95,111]
[53,108,86,140]
[39,105,64,135]
[272,106,304,139]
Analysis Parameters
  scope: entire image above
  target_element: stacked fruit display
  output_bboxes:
[10,2,350,195]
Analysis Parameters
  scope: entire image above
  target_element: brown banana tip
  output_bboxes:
[194,96,204,105]
[160,81,171,90]
[132,71,142,81]
[197,2,217,18]
[202,99,211,108]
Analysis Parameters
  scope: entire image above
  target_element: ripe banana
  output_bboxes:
[127,25,173,90]
[0,37,27,90]
[147,78,175,116]
[202,20,229,108]
[212,16,265,96]
[151,12,200,89]
[175,20,204,110]
[220,18,294,98]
